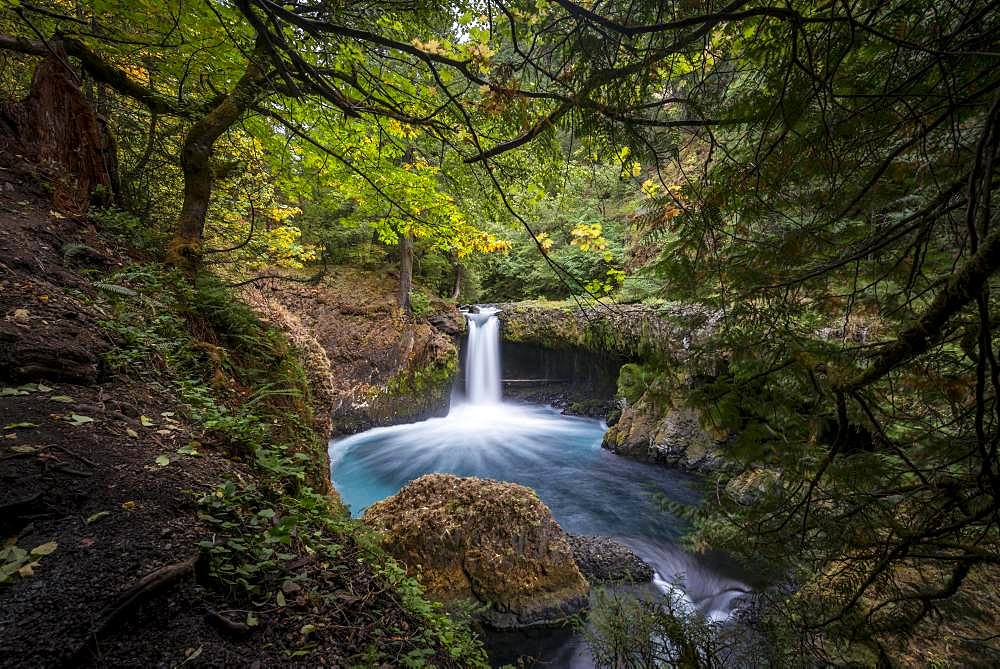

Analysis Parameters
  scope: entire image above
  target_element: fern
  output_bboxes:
[94,282,138,297]
[61,242,98,261]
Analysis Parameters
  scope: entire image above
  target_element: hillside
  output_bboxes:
[0,172,485,667]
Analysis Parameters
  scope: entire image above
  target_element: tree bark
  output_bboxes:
[836,217,1000,393]
[2,51,112,214]
[399,231,414,313]
[451,259,463,301]
[167,51,267,271]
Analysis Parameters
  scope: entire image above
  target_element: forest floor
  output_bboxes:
[0,162,483,667]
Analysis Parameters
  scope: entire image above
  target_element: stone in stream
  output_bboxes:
[362,473,590,630]
[566,535,654,584]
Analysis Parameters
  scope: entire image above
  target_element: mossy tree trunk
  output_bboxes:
[168,51,267,272]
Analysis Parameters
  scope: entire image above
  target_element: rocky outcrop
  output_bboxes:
[496,301,721,362]
[243,269,462,435]
[567,535,653,584]
[497,301,733,472]
[362,474,590,630]
[603,398,731,472]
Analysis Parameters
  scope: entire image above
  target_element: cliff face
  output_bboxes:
[497,301,733,471]
[244,269,462,435]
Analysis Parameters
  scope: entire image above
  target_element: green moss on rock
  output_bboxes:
[363,474,590,630]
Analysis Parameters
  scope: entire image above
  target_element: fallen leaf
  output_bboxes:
[155,455,170,466]
[18,562,38,578]
[300,624,316,635]
[126,428,139,438]
[30,541,58,557]
[177,442,201,456]
[276,591,286,607]
[246,612,259,627]
[160,411,175,417]
[11,308,30,324]
[121,500,136,510]
[50,395,74,403]
[10,445,36,453]
[66,414,95,426]
[85,511,111,525]
[140,415,155,427]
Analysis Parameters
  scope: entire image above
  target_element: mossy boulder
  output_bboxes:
[603,395,731,472]
[362,474,590,630]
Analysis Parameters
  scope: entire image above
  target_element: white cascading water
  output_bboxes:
[463,307,502,404]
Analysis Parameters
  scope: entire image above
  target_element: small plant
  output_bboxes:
[408,290,433,317]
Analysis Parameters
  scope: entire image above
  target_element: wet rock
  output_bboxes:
[428,309,466,336]
[362,474,590,630]
[566,535,653,584]
[604,401,732,473]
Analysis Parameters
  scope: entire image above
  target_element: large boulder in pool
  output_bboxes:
[362,473,590,630]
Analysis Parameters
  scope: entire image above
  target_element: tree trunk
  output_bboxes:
[2,51,112,214]
[167,52,266,271]
[451,259,463,301]
[399,231,414,313]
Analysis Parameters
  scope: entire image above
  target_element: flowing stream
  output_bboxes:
[329,306,749,666]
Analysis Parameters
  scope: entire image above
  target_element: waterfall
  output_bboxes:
[464,307,502,404]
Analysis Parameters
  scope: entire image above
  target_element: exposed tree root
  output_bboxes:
[64,555,198,667]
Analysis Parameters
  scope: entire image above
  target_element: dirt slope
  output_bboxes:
[0,169,481,667]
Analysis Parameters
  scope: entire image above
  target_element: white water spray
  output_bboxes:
[464,307,502,404]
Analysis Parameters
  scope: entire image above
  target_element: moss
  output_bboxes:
[364,474,590,629]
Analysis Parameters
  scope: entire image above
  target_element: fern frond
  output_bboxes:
[94,283,138,297]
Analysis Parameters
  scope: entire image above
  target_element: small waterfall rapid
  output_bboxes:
[463,307,502,404]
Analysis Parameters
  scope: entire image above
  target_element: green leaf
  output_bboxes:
[177,442,201,456]
[276,591,286,607]
[4,422,37,429]
[85,511,111,525]
[67,414,95,426]
[246,611,259,627]
[155,455,170,467]
[140,415,155,427]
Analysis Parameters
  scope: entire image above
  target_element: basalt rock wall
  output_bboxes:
[496,301,733,471]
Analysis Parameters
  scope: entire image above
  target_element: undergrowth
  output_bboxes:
[92,263,488,667]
